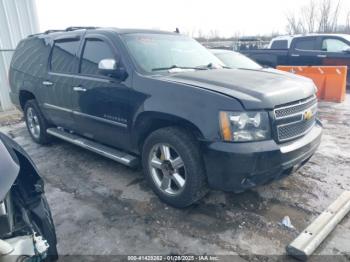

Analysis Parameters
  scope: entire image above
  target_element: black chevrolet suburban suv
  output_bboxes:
[9,27,322,207]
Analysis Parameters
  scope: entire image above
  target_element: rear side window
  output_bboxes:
[271,40,288,49]
[80,39,115,76]
[293,38,316,51]
[50,39,80,74]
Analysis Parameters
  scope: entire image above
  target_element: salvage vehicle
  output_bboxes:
[9,27,322,207]
[0,133,58,261]
[211,49,262,69]
[240,34,350,86]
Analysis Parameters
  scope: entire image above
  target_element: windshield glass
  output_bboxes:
[121,33,224,73]
[214,51,262,70]
[342,35,350,43]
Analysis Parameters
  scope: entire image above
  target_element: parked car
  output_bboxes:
[9,27,322,208]
[211,49,262,69]
[0,132,58,261]
[241,34,350,86]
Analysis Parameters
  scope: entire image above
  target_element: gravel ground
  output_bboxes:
[0,95,349,261]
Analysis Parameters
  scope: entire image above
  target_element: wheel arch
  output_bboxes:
[132,111,204,152]
[19,90,36,110]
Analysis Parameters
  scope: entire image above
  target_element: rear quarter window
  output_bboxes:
[270,40,288,49]
[11,37,51,77]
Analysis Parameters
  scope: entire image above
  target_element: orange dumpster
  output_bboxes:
[277,66,347,103]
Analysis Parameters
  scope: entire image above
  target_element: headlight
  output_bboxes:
[219,111,271,142]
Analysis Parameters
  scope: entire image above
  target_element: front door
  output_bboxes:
[320,36,350,87]
[71,35,133,150]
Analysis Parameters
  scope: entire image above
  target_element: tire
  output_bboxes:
[24,100,52,144]
[142,127,208,208]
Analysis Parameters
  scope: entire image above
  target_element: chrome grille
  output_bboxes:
[274,95,317,142]
[274,95,317,119]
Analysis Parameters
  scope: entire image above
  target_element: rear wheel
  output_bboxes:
[24,100,52,144]
[142,127,208,208]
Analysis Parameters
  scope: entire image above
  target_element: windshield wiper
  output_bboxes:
[195,63,230,70]
[152,65,208,72]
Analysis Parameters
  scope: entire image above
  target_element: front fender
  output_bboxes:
[131,74,244,143]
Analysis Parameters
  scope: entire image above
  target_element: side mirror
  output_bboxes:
[98,58,128,80]
[343,47,350,54]
[98,58,117,71]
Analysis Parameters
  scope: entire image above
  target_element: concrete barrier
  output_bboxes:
[277,66,347,103]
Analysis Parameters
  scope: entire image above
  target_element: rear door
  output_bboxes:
[42,34,81,129]
[288,36,323,66]
[71,33,133,150]
[320,36,350,86]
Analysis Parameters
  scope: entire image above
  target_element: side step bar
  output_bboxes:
[47,128,139,167]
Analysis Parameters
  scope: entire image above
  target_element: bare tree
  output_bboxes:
[286,0,344,34]
[209,29,220,40]
[318,0,340,33]
[346,11,350,33]
[285,12,303,34]
[301,0,317,33]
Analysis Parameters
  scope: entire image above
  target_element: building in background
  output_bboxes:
[0,0,39,111]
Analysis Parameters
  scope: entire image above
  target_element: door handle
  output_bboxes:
[42,81,53,86]
[290,54,300,57]
[317,54,327,58]
[73,86,87,92]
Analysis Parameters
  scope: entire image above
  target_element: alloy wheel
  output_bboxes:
[26,107,41,139]
[148,143,186,196]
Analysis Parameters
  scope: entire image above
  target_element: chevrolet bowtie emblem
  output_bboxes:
[304,110,313,121]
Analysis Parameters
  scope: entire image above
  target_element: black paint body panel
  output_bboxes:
[8,28,322,191]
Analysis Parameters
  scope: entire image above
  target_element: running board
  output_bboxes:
[46,128,139,167]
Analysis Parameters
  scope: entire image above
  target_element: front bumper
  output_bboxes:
[202,120,322,192]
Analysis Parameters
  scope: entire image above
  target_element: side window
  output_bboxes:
[322,38,350,53]
[294,38,316,51]
[80,39,115,76]
[271,40,288,49]
[50,39,80,74]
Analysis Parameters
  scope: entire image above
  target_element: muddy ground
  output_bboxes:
[0,96,349,261]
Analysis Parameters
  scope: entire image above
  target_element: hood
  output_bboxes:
[0,135,20,201]
[159,68,316,109]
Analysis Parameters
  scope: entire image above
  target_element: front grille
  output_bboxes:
[274,95,317,142]
[274,95,317,119]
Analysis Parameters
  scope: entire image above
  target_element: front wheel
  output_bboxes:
[142,127,208,208]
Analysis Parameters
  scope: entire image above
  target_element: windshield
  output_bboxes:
[342,35,350,43]
[121,33,224,73]
[214,51,262,70]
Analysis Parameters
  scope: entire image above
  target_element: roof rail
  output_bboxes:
[65,26,97,31]
[29,27,98,37]
[44,29,65,34]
